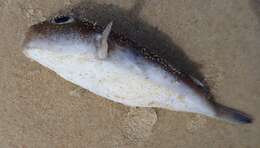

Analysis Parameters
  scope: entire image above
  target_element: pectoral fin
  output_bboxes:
[96,22,113,59]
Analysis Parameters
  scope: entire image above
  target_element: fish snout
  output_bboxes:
[22,24,37,49]
[22,22,48,51]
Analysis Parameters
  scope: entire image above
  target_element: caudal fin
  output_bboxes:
[213,102,253,124]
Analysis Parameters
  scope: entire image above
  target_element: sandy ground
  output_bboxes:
[0,0,260,147]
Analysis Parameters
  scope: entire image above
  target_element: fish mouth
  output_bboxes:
[22,38,34,58]
[22,39,41,61]
[22,26,43,59]
[22,35,31,58]
[22,47,34,61]
[22,47,44,62]
[22,48,31,58]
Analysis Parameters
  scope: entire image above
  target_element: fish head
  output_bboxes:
[23,15,103,63]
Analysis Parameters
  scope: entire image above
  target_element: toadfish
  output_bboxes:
[23,15,252,124]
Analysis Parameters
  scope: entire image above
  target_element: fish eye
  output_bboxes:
[51,15,74,24]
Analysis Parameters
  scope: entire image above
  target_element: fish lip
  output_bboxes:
[22,34,35,59]
[22,42,33,58]
[22,35,31,52]
[22,47,38,62]
[21,39,32,58]
[22,49,30,58]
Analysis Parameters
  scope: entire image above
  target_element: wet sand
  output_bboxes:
[0,0,259,147]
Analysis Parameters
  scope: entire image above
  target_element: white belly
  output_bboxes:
[25,47,216,117]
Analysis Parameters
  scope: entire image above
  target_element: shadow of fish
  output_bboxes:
[23,15,252,124]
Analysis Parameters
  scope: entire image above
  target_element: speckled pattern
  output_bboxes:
[0,0,259,147]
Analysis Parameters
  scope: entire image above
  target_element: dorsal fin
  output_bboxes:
[96,22,113,59]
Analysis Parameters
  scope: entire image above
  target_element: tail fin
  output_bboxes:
[213,102,253,124]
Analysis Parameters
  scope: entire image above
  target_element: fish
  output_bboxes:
[22,15,252,124]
